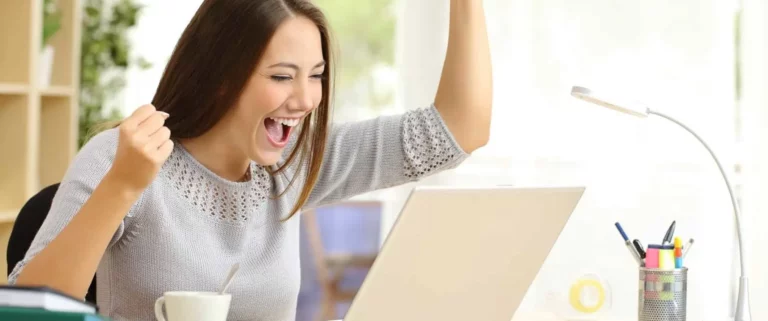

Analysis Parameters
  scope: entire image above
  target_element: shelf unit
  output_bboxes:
[0,0,82,282]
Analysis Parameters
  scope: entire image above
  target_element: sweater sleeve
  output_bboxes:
[304,104,470,208]
[8,128,137,284]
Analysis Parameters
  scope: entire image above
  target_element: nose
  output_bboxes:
[287,81,315,113]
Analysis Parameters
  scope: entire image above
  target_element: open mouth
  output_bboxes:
[264,117,299,147]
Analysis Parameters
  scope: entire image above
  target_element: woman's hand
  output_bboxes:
[107,104,173,194]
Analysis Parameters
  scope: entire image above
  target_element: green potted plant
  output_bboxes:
[79,0,151,148]
[41,0,62,87]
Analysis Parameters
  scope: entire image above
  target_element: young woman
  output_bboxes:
[10,0,492,320]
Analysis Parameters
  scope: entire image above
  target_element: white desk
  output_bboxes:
[327,313,567,321]
[328,312,736,321]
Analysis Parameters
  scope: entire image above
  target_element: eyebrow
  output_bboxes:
[268,61,326,70]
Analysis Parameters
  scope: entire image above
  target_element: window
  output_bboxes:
[314,0,398,122]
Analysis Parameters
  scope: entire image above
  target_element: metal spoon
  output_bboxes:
[219,263,240,295]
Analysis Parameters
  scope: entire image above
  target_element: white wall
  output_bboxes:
[739,0,768,319]
[393,0,741,320]
[119,0,204,116]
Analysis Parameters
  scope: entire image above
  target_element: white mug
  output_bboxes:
[154,291,231,321]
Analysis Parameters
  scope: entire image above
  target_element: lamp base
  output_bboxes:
[734,276,751,321]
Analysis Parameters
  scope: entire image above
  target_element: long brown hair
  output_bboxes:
[151,0,334,219]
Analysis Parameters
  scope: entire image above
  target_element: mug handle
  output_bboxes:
[154,297,166,321]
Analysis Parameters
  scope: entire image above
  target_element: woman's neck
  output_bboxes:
[178,126,251,182]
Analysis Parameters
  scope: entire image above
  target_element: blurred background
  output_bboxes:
[3,0,768,320]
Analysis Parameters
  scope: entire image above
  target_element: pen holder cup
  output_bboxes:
[638,267,687,321]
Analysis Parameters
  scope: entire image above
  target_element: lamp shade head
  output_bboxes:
[570,86,649,118]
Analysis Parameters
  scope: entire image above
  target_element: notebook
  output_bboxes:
[0,285,97,314]
[0,306,109,321]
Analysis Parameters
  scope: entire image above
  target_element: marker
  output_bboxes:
[615,222,644,266]
[674,237,683,268]
[659,244,675,270]
[682,238,694,259]
[662,220,676,245]
[646,244,661,268]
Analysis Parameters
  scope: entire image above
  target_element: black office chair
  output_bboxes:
[6,183,98,304]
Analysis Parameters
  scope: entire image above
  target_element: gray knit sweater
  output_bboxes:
[8,104,469,321]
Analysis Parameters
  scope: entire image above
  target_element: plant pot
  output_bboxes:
[39,45,55,87]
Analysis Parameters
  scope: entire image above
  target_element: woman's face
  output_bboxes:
[227,16,325,166]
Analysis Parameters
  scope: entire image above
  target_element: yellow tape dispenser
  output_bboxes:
[557,273,611,320]
[569,277,606,314]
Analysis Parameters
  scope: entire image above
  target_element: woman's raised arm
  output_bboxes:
[434,0,493,153]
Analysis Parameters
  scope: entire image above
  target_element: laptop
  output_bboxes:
[339,186,585,321]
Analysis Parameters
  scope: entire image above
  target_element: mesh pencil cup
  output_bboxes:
[638,267,687,321]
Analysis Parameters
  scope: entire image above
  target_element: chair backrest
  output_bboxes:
[300,200,382,293]
[6,183,97,304]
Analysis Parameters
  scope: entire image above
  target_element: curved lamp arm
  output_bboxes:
[648,109,751,321]
[570,85,751,320]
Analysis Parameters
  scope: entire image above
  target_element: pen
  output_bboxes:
[627,241,644,266]
[682,238,694,259]
[662,220,676,245]
[615,222,629,242]
[615,222,644,266]
[632,239,646,259]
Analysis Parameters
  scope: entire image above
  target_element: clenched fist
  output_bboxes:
[107,104,174,194]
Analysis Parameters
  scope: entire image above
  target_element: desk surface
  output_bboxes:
[328,313,569,321]
[328,312,737,321]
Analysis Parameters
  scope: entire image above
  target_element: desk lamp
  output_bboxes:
[569,85,751,321]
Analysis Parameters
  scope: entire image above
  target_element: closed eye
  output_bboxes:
[311,74,325,80]
[271,75,292,82]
